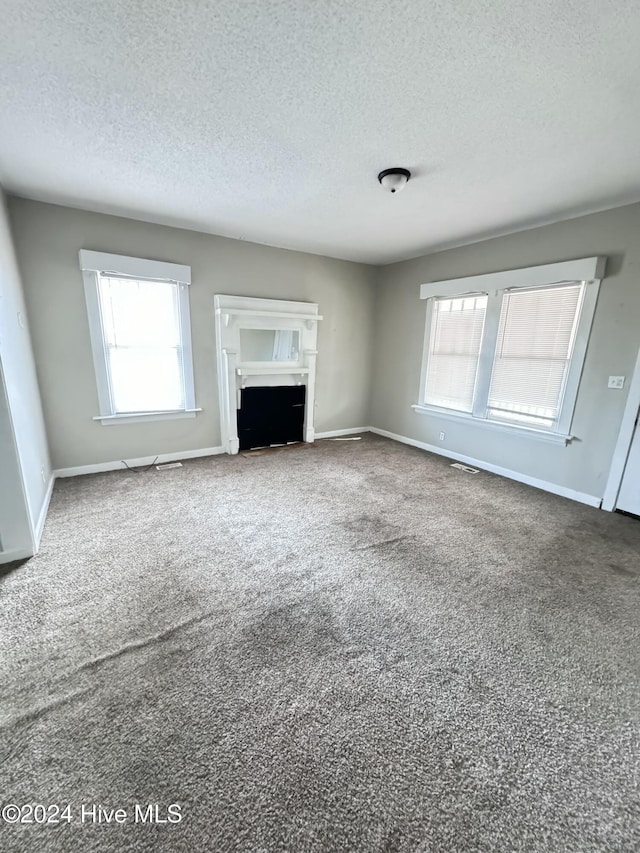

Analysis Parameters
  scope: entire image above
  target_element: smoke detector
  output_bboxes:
[378,167,411,193]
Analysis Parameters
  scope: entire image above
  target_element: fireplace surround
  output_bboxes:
[214,295,321,454]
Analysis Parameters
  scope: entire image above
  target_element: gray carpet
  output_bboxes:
[1,433,639,852]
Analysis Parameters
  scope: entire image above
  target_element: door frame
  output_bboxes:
[602,343,640,511]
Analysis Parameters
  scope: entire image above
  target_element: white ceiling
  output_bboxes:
[1,1,640,265]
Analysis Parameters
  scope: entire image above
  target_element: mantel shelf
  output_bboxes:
[236,367,310,376]
[216,308,323,321]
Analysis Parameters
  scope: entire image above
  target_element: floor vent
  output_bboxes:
[451,462,479,474]
[156,462,183,470]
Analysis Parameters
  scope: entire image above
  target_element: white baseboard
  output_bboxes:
[369,426,602,508]
[0,475,53,564]
[0,546,35,565]
[54,445,226,478]
[34,475,55,547]
[315,427,371,439]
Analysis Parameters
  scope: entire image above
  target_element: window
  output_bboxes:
[80,251,197,425]
[417,257,605,442]
[486,284,583,429]
[425,295,487,412]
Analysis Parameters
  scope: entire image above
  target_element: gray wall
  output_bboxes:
[9,194,639,502]
[0,189,51,559]
[9,198,376,471]
[371,203,640,501]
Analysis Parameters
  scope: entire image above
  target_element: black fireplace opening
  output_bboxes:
[237,385,306,451]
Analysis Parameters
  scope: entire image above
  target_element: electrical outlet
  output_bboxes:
[608,376,625,389]
[439,431,445,441]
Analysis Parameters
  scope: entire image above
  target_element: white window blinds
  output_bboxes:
[425,295,487,412]
[486,283,584,428]
[98,276,186,414]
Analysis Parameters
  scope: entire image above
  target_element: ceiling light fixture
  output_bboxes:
[378,167,411,193]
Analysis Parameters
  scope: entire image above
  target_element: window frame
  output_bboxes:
[422,293,488,414]
[415,257,605,445]
[79,250,198,426]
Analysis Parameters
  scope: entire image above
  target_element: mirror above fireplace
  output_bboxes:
[239,328,300,363]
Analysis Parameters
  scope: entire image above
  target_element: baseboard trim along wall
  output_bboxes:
[38,424,604,539]
[0,476,53,564]
[47,432,371,479]
[54,434,371,477]
[315,427,370,439]
[34,475,55,546]
[0,546,35,565]
[54,446,226,478]
[368,426,602,509]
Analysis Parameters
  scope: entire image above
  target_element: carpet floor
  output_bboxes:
[1,433,639,852]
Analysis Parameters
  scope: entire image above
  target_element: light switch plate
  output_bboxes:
[608,375,625,389]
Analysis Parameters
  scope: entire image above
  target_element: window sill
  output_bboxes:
[411,404,573,445]
[93,409,202,426]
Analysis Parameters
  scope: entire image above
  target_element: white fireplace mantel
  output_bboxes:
[214,295,321,454]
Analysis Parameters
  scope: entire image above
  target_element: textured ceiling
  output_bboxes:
[1,0,640,264]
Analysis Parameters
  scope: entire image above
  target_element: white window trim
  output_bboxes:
[411,404,573,445]
[79,250,198,426]
[92,410,201,426]
[419,256,606,300]
[417,257,605,442]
